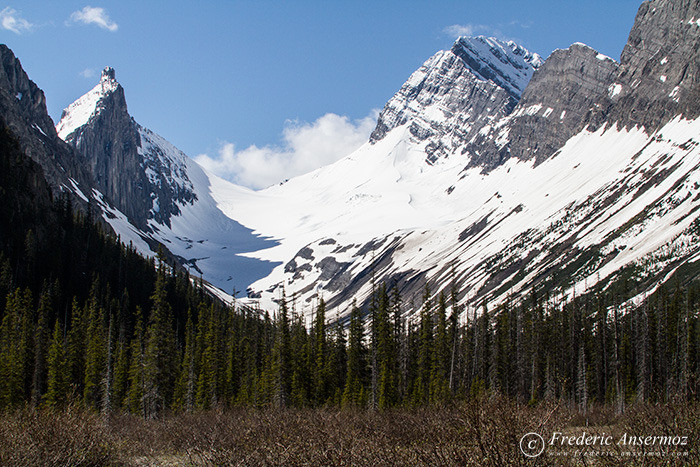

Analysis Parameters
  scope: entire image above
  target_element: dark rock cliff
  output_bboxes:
[593,0,700,131]
[466,43,619,169]
[0,45,94,206]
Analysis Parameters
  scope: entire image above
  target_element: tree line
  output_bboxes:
[1,261,698,416]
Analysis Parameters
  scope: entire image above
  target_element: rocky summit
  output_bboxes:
[369,36,541,164]
[57,67,197,230]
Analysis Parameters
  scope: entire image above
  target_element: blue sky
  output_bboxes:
[2,1,641,188]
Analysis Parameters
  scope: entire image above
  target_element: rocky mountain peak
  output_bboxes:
[55,66,122,140]
[368,36,541,163]
[101,66,116,81]
[451,36,542,98]
[57,66,196,231]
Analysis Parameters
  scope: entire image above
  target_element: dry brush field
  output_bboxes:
[0,398,697,466]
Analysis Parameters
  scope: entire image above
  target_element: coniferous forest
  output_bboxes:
[1,123,699,464]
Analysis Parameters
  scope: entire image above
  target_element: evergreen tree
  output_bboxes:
[143,267,177,417]
[83,296,106,408]
[126,306,146,415]
[376,284,396,408]
[196,304,222,408]
[431,292,449,403]
[342,300,366,407]
[576,342,588,414]
[312,298,328,405]
[414,285,433,404]
[44,319,67,407]
[272,292,291,408]
[31,290,51,405]
[0,288,32,408]
[66,298,87,401]
[174,308,197,411]
[290,306,310,406]
[112,335,130,410]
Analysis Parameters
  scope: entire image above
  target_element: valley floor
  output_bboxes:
[0,399,697,466]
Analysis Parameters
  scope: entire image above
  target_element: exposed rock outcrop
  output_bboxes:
[467,43,619,168]
[594,0,700,131]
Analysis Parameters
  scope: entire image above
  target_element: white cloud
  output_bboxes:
[80,68,97,79]
[0,7,34,34]
[443,23,493,38]
[70,6,118,32]
[196,110,379,190]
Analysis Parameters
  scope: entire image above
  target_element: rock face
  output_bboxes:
[369,36,542,163]
[58,68,196,230]
[467,43,619,169]
[595,0,700,131]
[0,45,94,205]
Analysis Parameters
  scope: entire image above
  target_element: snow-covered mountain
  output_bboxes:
[56,68,278,296]
[45,0,700,321]
[207,0,700,317]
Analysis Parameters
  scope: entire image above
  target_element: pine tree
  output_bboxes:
[376,283,396,408]
[83,297,106,408]
[448,275,460,395]
[101,314,115,415]
[595,295,608,404]
[430,292,449,403]
[392,283,407,402]
[225,306,242,405]
[66,298,87,401]
[415,285,433,404]
[327,313,347,406]
[31,290,51,405]
[143,267,177,417]
[290,306,310,406]
[0,288,32,408]
[44,319,67,407]
[576,342,588,414]
[196,304,222,408]
[613,301,624,413]
[126,306,146,415]
[342,300,366,407]
[636,301,650,402]
[272,292,291,408]
[174,308,197,411]
[312,298,327,405]
[112,336,130,410]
